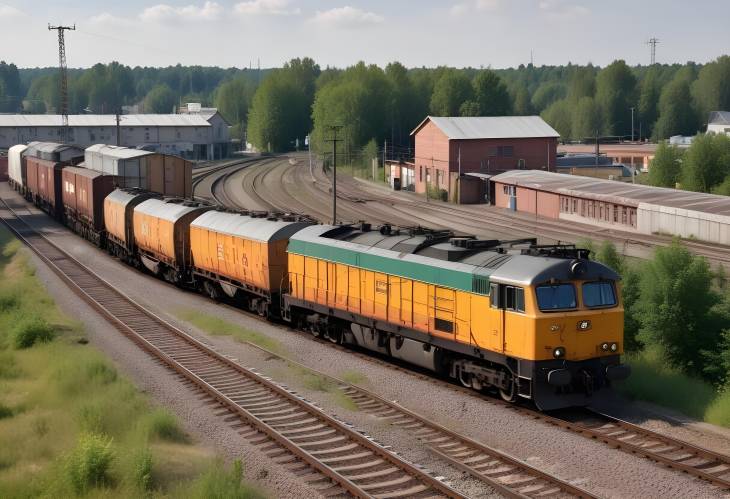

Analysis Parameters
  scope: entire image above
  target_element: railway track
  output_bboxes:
[302,334,730,492]
[0,197,466,499]
[244,341,598,499]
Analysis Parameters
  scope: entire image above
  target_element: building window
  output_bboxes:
[613,205,619,223]
[518,159,526,169]
[488,147,498,157]
[572,199,578,213]
[621,207,628,225]
[502,146,514,157]
[419,166,423,181]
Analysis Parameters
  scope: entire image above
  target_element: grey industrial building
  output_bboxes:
[0,110,231,160]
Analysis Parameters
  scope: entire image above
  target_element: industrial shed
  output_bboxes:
[490,170,730,245]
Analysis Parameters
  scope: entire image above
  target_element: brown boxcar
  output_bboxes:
[189,210,312,312]
[132,197,210,283]
[0,156,8,182]
[33,157,64,218]
[62,166,116,245]
[147,154,193,199]
[104,189,160,263]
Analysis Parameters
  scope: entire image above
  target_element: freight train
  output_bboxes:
[6,142,630,411]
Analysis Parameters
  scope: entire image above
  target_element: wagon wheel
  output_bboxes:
[499,373,518,403]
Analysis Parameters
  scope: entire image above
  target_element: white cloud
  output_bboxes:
[312,6,383,27]
[0,4,24,17]
[140,1,223,23]
[234,0,300,16]
[450,0,502,17]
[538,0,589,19]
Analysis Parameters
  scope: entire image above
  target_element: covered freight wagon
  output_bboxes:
[23,142,84,217]
[85,144,193,198]
[62,166,116,245]
[189,210,312,313]
[8,144,27,191]
[104,189,160,263]
[132,197,210,283]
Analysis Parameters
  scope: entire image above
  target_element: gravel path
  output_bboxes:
[4,182,730,498]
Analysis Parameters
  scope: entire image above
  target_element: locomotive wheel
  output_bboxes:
[499,375,518,403]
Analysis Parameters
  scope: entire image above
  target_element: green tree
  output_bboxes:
[430,70,472,115]
[652,68,699,140]
[360,138,379,173]
[681,133,730,192]
[567,66,596,102]
[511,82,534,115]
[571,97,602,141]
[638,67,661,139]
[531,81,566,112]
[595,60,637,136]
[214,76,256,142]
[471,70,512,116]
[142,84,176,113]
[541,99,571,139]
[648,141,684,188]
[691,55,730,121]
[637,241,722,380]
[385,62,422,147]
[311,62,390,154]
[247,71,307,152]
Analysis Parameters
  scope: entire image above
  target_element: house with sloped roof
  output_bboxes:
[0,111,231,160]
[410,115,559,203]
[707,111,730,135]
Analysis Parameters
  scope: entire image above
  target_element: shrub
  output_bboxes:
[131,448,153,491]
[12,316,54,349]
[0,288,20,313]
[0,403,13,419]
[144,408,188,443]
[65,433,116,494]
[181,459,263,499]
[705,389,730,427]
[77,403,104,434]
[86,360,118,385]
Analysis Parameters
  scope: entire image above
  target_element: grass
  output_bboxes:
[618,347,730,427]
[288,363,359,412]
[340,369,368,385]
[176,309,284,354]
[0,225,266,498]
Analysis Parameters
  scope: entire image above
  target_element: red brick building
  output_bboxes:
[411,116,559,202]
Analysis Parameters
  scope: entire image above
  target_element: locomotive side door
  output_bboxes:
[488,283,505,353]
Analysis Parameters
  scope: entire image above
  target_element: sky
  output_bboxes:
[1,0,728,69]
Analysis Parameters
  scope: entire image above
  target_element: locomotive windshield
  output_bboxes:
[536,283,577,311]
[582,281,617,308]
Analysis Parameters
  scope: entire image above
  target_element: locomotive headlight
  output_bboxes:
[601,342,610,351]
[553,347,566,359]
[577,320,591,331]
[610,342,618,352]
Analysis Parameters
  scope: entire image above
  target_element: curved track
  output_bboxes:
[0,196,465,499]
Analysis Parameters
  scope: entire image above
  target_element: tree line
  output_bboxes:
[2,55,728,154]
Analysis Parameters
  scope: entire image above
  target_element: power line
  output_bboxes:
[48,23,75,144]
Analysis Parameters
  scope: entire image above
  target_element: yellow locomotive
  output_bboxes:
[284,224,629,411]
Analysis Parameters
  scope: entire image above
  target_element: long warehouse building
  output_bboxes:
[491,170,730,246]
[0,112,231,160]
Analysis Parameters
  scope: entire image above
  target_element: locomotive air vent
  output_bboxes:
[360,222,372,232]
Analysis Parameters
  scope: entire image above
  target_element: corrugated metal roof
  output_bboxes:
[411,116,560,139]
[85,144,154,160]
[63,166,103,179]
[135,198,207,223]
[0,114,211,128]
[492,170,730,216]
[191,211,313,243]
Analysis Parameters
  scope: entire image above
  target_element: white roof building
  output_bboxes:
[707,111,730,136]
[0,112,231,160]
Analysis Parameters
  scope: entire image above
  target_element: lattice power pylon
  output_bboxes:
[48,23,75,143]
[646,37,659,65]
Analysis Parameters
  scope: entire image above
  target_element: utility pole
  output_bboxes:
[383,139,387,183]
[48,23,75,144]
[326,125,343,225]
[116,111,121,146]
[457,145,461,204]
[630,106,635,142]
[647,37,659,65]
